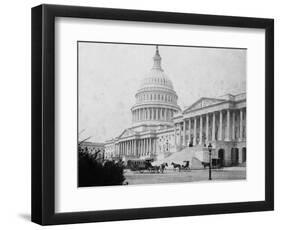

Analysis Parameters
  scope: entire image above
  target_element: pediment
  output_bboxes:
[118,128,137,139]
[183,97,225,113]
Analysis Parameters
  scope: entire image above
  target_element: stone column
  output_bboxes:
[127,141,129,155]
[199,115,203,145]
[174,124,177,146]
[232,111,236,140]
[167,109,170,121]
[206,114,209,143]
[124,141,127,155]
[212,113,216,141]
[218,111,223,141]
[239,109,243,141]
[188,119,191,145]
[193,117,197,146]
[151,139,153,154]
[146,138,148,154]
[179,123,182,147]
[134,140,137,156]
[156,109,158,120]
[168,109,170,120]
[148,138,152,154]
[124,142,126,155]
[152,108,154,120]
[244,109,247,139]
[183,119,187,146]
[146,109,148,120]
[225,109,230,141]
[141,140,143,156]
[147,138,149,155]
[143,139,145,155]
[125,142,127,155]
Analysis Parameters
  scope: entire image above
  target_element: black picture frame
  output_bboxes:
[31,4,274,225]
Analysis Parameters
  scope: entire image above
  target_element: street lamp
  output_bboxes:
[208,143,212,180]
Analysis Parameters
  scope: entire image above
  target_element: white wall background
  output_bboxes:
[0,0,279,229]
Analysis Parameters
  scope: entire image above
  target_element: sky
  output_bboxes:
[78,42,246,142]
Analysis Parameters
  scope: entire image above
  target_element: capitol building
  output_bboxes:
[104,46,246,167]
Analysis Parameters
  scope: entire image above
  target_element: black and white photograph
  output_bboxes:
[29,3,274,226]
[78,42,247,187]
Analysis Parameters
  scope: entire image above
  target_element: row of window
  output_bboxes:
[132,108,176,121]
[145,77,170,85]
[137,93,176,103]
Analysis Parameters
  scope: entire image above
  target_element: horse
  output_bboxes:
[160,163,168,173]
[171,162,182,171]
[149,165,160,173]
[202,162,210,169]
[182,161,190,170]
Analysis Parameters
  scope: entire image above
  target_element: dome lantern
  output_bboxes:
[152,45,162,70]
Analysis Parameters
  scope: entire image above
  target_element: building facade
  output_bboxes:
[80,141,105,159]
[104,46,246,166]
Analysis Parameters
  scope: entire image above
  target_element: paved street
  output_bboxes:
[124,167,246,185]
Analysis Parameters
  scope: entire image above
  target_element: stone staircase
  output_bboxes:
[155,146,209,169]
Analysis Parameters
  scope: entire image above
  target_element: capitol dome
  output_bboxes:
[131,46,181,127]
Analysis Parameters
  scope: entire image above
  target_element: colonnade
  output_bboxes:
[132,108,175,122]
[118,138,157,157]
[175,108,246,147]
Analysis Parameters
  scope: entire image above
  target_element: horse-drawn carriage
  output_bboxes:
[171,161,191,171]
[127,159,168,173]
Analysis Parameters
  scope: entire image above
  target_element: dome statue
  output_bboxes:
[131,46,181,128]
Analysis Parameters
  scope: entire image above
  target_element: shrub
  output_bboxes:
[78,146,125,187]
